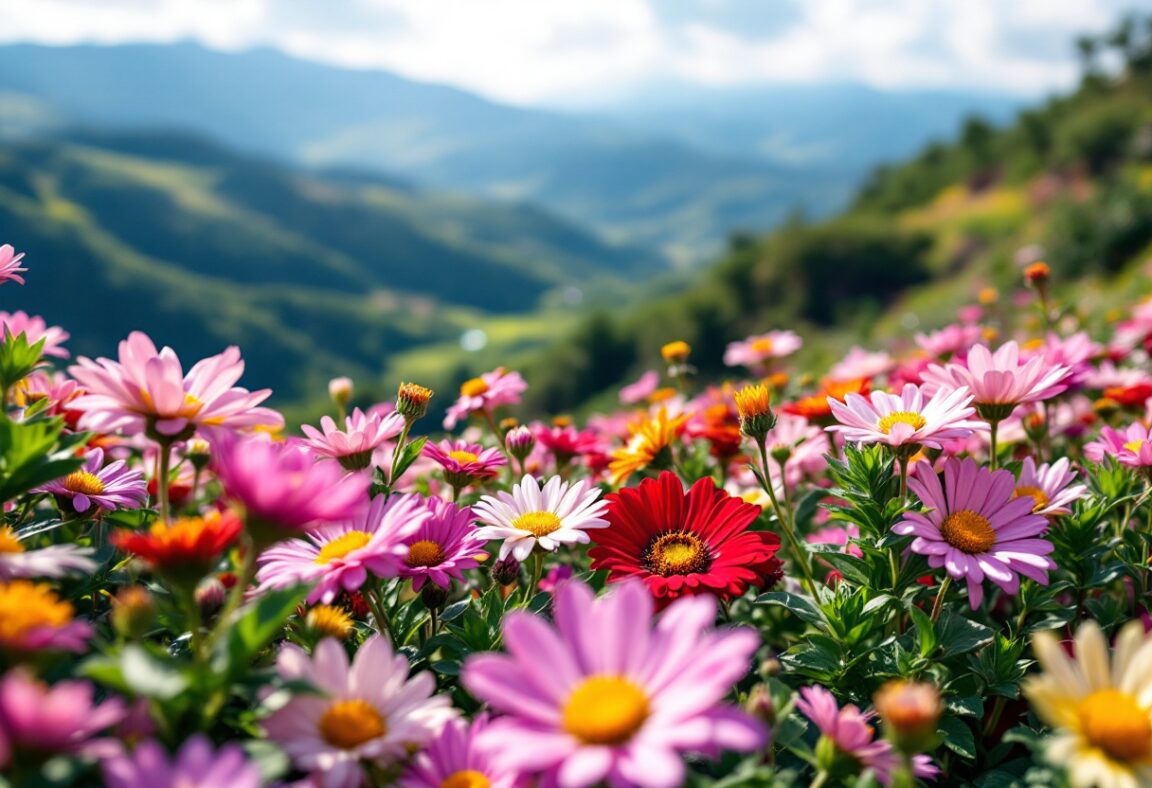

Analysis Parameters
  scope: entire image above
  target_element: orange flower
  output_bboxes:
[114,511,242,585]
[609,408,689,486]
[781,378,870,423]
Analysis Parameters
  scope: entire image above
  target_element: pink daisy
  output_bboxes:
[255,493,429,604]
[829,346,893,381]
[302,407,405,470]
[534,423,602,464]
[1013,457,1085,517]
[796,685,938,785]
[0,311,69,359]
[444,368,527,430]
[1085,422,1152,468]
[263,636,456,788]
[619,370,659,405]
[423,439,507,487]
[35,448,147,514]
[921,341,1070,420]
[473,475,609,562]
[723,330,803,369]
[103,735,262,788]
[895,457,1055,608]
[914,323,982,358]
[68,332,282,439]
[0,670,125,760]
[400,714,522,788]
[399,498,486,591]
[462,578,766,788]
[0,244,28,286]
[827,383,986,450]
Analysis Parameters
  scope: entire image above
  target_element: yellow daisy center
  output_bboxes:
[460,377,489,398]
[510,511,562,538]
[1124,440,1146,455]
[304,605,354,640]
[1078,689,1152,762]
[0,581,74,645]
[939,510,996,554]
[563,675,650,745]
[0,527,24,554]
[643,531,711,576]
[318,699,387,750]
[750,337,775,354]
[406,539,446,567]
[448,450,480,464]
[440,771,491,788]
[61,470,105,496]
[314,531,372,565]
[1013,485,1050,513]
[877,411,927,435]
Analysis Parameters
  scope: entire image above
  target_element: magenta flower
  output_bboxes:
[827,383,985,449]
[895,458,1055,608]
[35,448,147,514]
[400,715,522,788]
[443,368,527,430]
[0,244,27,286]
[922,341,1070,417]
[1085,422,1152,468]
[534,423,601,462]
[263,636,456,787]
[68,332,282,439]
[423,439,506,485]
[723,330,802,369]
[255,493,429,604]
[103,735,261,788]
[399,498,485,591]
[1014,457,1085,517]
[302,407,405,470]
[0,670,125,759]
[462,578,766,788]
[212,434,369,539]
[0,311,69,359]
[796,685,938,785]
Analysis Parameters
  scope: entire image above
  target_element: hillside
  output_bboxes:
[0,131,658,406]
[519,18,1152,415]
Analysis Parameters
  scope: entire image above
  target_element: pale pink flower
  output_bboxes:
[1014,457,1085,517]
[302,407,405,470]
[828,383,985,449]
[443,368,526,430]
[400,715,522,788]
[619,370,659,404]
[723,330,802,369]
[0,311,69,358]
[1085,422,1152,468]
[0,245,27,286]
[921,341,1070,415]
[0,670,125,759]
[829,347,893,381]
[914,323,982,358]
[103,735,262,788]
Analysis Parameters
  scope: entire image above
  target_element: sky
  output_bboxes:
[0,0,1145,106]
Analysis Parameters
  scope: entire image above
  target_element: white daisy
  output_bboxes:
[472,475,609,561]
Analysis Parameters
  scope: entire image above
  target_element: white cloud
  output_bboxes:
[0,0,1139,104]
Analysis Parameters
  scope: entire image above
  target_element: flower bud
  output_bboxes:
[505,425,535,461]
[492,555,521,586]
[304,604,355,642]
[110,585,156,640]
[660,341,691,364]
[874,680,943,755]
[195,577,226,620]
[397,381,433,421]
[420,583,449,610]
[1024,261,1050,287]
[328,376,353,409]
[734,384,776,442]
[185,438,211,471]
[744,684,776,726]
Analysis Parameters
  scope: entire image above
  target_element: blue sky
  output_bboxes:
[0,0,1145,105]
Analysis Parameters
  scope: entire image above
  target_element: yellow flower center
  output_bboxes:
[563,675,650,745]
[0,527,24,554]
[440,771,491,788]
[304,605,354,640]
[939,510,996,554]
[317,699,387,750]
[448,450,480,464]
[750,337,775,354]
[1078,689,1152,762]
[460,377,489,398]
[643,531,711,576]
[61,470,105,496]
[406,539,446,567]
[877,411,927,435]
[1013,485,1050,513]
[315,531,372,565]
[510,511,562,538]
[0,581,74,645]
[1124,440,1147,455]
[139,389,204,418]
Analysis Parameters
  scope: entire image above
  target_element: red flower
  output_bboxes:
[589,471,782,608]
[113,511,242,585]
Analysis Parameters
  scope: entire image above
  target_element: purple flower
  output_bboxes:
[400,714,523,788]
[103,735,262,788]
[399,498,486,591]
[36,448,147,514]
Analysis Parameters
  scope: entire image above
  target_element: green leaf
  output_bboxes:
[756,590,824,627]
[936,610,995,656]
[938,714,978,759]
[394,436,428,481]
[0,329,46,389]
[907,604,938,658]
[215,584,312,680]
[82,645,189,700]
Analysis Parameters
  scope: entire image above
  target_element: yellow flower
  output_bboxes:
[608,408,688,486]
[660,341,691,364]
[1023,620,1152,788]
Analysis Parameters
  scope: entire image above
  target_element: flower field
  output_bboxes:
[3,243,1152,788]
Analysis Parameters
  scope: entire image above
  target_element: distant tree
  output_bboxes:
[1076,35,1100,77]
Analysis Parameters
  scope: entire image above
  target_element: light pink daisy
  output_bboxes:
[1013,457,1085,517]
[914,323,982,358]
[35,448,147,514]
[399,498,485,591]
[796,685,938,785]
[0,311,69,359]
[0,527,96,580]
[12,371,81,422]
[0,670,125,760]
[1085,422,1152,468]
[212,433,369,540]
[473,475,609,561]
[103,735,262,788]
[829,346,893,381]
[443,368,527,430]
[423,439,507,487]
[302,407,405,470]
[68,332,282,439]
[463,578,765,788]
[255,493,429,604]
[921,341,1070,419]
[827,383,986,449]
[0,245,28,286]
[400,714,522,788]
[895,457,1055,608]
[1032,331,1102,389]
[723,330,803,369]
[619,370,659,404]
[263,636,456,788]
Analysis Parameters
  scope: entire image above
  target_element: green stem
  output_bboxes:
[204,532,257,652]
[155,440,173,523]
[388,420,414,486]
[897,452,910,505]
[757,438,818,596]
[930,576,952,624]
[366,583,396,643]
[983,695,1007,737]
[481,409,513,467]
[989,420,1000,471]
[183,586,205,663]
[810,771,829,788]
[525,551,545,604]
